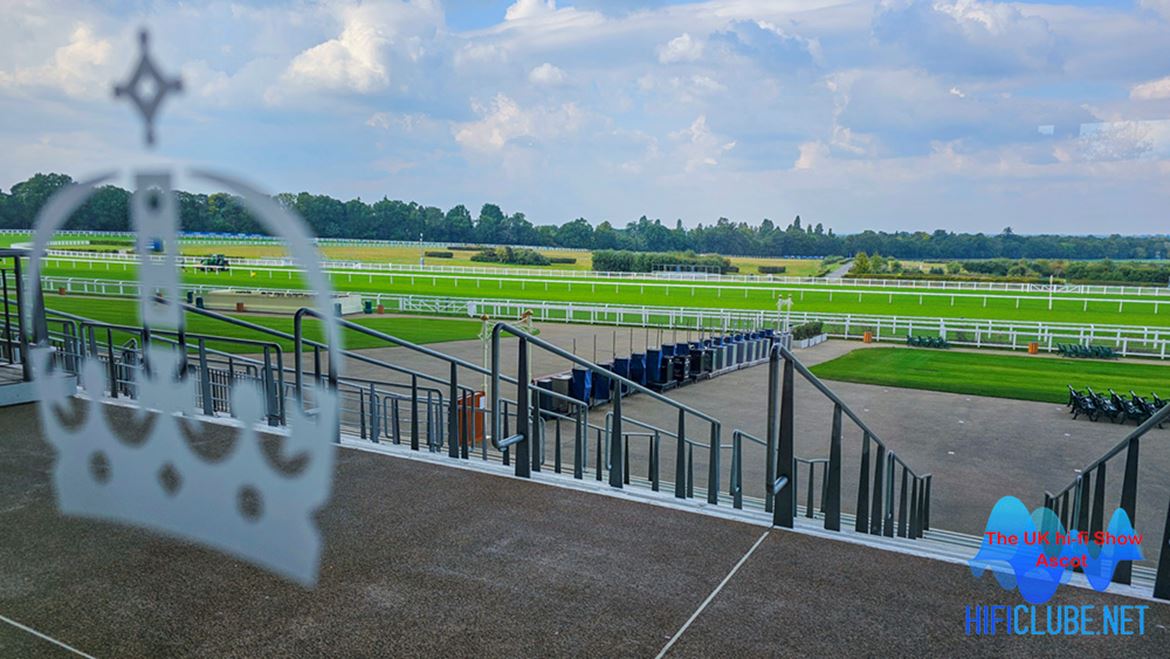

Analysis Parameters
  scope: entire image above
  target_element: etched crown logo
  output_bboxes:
[23,29,343,586]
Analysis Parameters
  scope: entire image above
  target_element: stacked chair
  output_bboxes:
[1056,344,1117,359]
[550,329,777,408]
[1067,385,1165,426]
[906,335,950,349]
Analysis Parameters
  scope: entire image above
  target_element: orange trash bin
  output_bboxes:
[456,391,486,448]
[863,331,873,344]
[1028,341,1039,354]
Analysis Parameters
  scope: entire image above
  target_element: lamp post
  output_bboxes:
[418,232,424,267]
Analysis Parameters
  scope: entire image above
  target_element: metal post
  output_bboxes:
[675,410,687,499]
[515,336,531,478]
[369,382,380,443]
[909,477,920,538]
[574,407,584,480]
[609,383,623,488]
[883,453,895,537]
[773,354,795,528]
[1154,497,1170,600]
[13,255,30,382]
[448,364,459,458]
[531,381,542,473]
[555,418,562,474]
[198,339,212,416]
[707,423,720,505]
[805,462,815,519]
[897,466,909,538]
[1116,438,1140,585]
[731,432,742,509]
[764,349,777,513]
[410,374,420,451]
[825,404,842,531]
[856,433,871,533]
[923,474,931,531]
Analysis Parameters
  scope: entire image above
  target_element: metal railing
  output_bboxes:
[767,343,931,540]
[28,293,938,545]
[491,322,728,503]
[1043,403,1170,599]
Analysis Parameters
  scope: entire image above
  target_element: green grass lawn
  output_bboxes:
[809,347,1170,404]
[41,295,482,354]
[31,257,1170,328]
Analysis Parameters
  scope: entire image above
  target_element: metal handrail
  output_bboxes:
[1049,404,1170,499]
[773,342,922,478]
[492,321,724,502]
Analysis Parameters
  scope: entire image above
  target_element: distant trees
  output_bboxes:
[2,172,1169,261]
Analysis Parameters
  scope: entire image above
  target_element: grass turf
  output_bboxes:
[40,295,482,354]
[30,257,1170,328]
[809,347,1170,404]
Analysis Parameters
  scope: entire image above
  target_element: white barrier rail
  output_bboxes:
[35,253,1170,312]
[40,276,1170,359]
[29,246,1170,297]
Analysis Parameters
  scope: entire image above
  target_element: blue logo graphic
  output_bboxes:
[968,497,1143,604]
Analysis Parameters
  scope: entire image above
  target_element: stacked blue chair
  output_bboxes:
[570,368,592,406]
[613,357,630,396]
[629,352,647,386]
[593,363,612,403]
[645,348,663,385]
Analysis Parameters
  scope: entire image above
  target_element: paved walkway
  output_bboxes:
[313,326,1167,564]
[1,402,1167,656]
[824,260,854,279]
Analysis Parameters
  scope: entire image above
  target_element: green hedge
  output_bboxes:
[548,257,577,264]
[470,246,551,266]
[791,321,824,341]
[424,251,453,258]
[757,265,787,274]
[591,249,731,273]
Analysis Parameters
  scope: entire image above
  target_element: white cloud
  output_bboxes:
[281,0,441,94]
[873,0,1058,75]
[1141,0,1170,20]
[453,93,584,152]
[0,24,112,98]
[657,33,704,64]
[670,115,735,171]
[793,141,829,170]
[366,111,436,133]
[529,62,566,85]
[505,0,557,22]
[1131,76,1170,100]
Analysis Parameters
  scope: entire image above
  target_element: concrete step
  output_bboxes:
[342,433,1162,602]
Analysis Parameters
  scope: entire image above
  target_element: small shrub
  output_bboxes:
[548,257,577,264]
[424,250,453,258]
[470,248,500,262]
[758,265,787,274]
[791,321,825,341]
[470,246,550,265]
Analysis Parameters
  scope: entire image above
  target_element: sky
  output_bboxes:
[1,0,1169,234]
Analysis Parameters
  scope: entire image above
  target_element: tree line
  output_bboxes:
[2,172,1168,261]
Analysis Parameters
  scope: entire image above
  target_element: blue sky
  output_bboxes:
[1,0,1169,234]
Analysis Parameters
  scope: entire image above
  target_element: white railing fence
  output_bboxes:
[39,276,1170,359]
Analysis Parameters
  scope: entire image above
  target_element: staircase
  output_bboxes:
[28,298,1170,603]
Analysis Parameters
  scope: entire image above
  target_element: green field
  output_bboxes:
[40,295,482,354]
[25,256,1170,328]
[1,231,828,277]
[809,348,1170,404]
